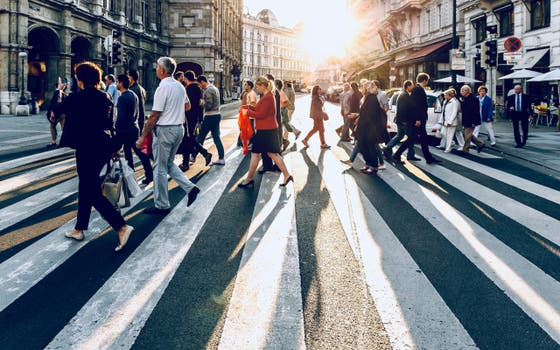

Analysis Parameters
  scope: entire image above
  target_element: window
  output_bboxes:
[142,0,149,28]
[183,16,195,27]
[530,0,550,30]
[496,7,513,37]
[472,16,486,44]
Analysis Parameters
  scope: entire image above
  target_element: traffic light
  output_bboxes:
[112,29,121,39]
[112,41,122,65]
[485,40,498,67]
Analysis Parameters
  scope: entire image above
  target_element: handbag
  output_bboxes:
[102,159,123,208]
[141,132,153,156]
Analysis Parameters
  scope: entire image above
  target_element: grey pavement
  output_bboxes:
[478,118,560,173]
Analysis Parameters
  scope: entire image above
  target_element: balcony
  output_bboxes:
[388,0,424,16]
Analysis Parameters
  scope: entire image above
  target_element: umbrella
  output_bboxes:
[527,69,560,82]
[433,74,481,83]
[498,69,541,80]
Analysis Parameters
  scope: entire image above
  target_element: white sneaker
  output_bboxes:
[377,164,386,170]
[491,142,496,146]
[65,230,84,241]
[212,159,225,165]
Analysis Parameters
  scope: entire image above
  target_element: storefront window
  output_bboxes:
[472,17,486,44]
[530,0,550,30]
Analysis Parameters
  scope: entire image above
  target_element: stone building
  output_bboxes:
[460,0,559,105]
[167,0,243,99]
[0,0,169,115]
[242,9,311,84]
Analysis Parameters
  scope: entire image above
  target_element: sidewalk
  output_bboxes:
[478,118,560,173]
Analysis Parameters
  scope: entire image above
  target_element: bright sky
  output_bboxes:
[244,0,359,59]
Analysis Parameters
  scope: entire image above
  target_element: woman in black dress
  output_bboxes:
[355,82,386,174]
[59,61,133,252]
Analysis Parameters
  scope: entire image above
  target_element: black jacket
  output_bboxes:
[395,91,414,124]
[59,87,115,153]
[411,84,428,123]
[349,91,363,114]
[47,89,67,120]
[186,83,204,123]
[355,94,386,144]
[460,93,481,127]
[506,93,532,117]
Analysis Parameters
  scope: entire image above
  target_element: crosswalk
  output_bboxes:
[0,100,559,350]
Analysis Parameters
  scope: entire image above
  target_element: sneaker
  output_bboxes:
[360,167,377,175]
[490,142,496,146]
[187,186,200,207]
[212,159,225,165]
[204,153,213,166]
[190,155,196,164]
[377,164,386,170]
[65,230,84,241]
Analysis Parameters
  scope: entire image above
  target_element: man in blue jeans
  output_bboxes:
[196,75,225,165]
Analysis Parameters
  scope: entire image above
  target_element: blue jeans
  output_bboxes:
[153,125,196,209]
[385,123,415,158]
[197,114,224,159]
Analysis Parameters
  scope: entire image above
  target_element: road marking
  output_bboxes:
[0,135,52,145]
[307,143,477,350]
[377,161,560,344]
[427,150,560,204]
[219,156,305,350]
[0,177,77,233]
[412,160,560,246]
[0,158,75,195]
[46,146,245,350]
[0,148,73,173]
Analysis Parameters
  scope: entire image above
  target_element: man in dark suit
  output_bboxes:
[506,84,532,148]
[384,80,416,159]
[394,73,440,164]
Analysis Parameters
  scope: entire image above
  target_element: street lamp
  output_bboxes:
[219,0,225,104]
[18,51,28,105]
[451,0,458,89]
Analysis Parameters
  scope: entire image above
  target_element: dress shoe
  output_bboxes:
[360,167,377,175]
[382,149,392,159]
[280,175,294,187]
[477,144,485,153]
[115,225,134,252]
[320,144,331,149]
[46,143,57,149]
[392,156,405,164]
[205,153,213,166]
[514,144,523,148]
[65,230,84,241]
[407,156,422,161]
[426,158,442,165]
[144,207,171,215]
[238,179,255,189]
[142,178,153,185]
[302,139,309,147]
[341,159,353,165]
[179,163,190,171]
[187,186,200,207]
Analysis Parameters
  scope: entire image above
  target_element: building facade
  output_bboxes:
[242,9,311,84]
[167,0,243,99]
[460,0,559,105]
[0,0,170,115]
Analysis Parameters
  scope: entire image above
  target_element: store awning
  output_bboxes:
[355,59,391,76]
[396,40,451,66]
[512,48,549,70]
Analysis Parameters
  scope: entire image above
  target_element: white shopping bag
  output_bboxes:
[120,158,143,197]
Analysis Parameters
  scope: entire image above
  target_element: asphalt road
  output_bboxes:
[0,94,559,349]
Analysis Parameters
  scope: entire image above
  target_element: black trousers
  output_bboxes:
[394,124,435,162]
[183,117,209,162]
[116,130,153,181]
[75,150,126,231]
[511,111,529,146]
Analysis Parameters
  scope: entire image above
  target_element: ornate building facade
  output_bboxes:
[0,0,243,115]
[242,9,311,84]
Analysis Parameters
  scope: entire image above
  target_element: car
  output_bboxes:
[386,89,443,141]
[326,84,344,102]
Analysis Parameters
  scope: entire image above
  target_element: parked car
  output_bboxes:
[386,89,443,142]
[326,84,344,102]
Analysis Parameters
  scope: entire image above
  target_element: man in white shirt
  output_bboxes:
[136,57,200,215]
[105,74,120,105]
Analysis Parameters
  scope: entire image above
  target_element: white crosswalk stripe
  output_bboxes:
[0,114,559,349]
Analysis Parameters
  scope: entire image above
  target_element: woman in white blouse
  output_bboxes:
[439,88,465,153]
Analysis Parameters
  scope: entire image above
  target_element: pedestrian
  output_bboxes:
[383,80,416,159]
[127,68,147,133]
[354,82,386,174]
[283,81,300,139]
[179,70,213,171]
[340,82,363,164]
[114,74,153,184]
[477,86,496,146]
[460,85,485,153]
[301,85,330,149]
[439,88,463,153]
[275,79,300,149]
[258,73,283,174]
[237,80,258,148]
[197,75,225,165]
[104,74,120,105]
[136,56,200,215]
[336,83,352,141]
[506,84,531,148]
[238,76,293,188]
[174,71,184,84]
[392,73,441,164]
[59,61,133,251]
[46,78,68,148]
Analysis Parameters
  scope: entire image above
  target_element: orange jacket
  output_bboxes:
[238,106,253,154]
